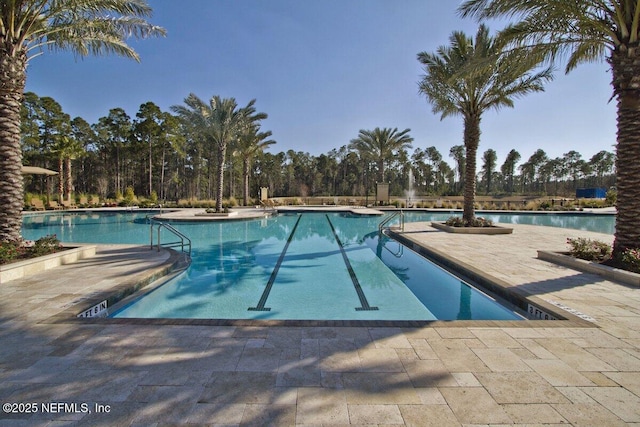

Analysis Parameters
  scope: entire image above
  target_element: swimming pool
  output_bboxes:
[21,209,614,321]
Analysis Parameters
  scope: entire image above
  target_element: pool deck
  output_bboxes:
[1,221,639,425]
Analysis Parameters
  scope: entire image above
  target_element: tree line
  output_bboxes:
[22,91,615,205]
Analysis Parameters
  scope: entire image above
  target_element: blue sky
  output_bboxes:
[25,0,616,166]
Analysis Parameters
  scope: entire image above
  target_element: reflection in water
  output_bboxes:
[457,283,472,320]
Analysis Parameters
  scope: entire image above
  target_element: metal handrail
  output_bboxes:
[149,219,191,256]
[378,210,404,233]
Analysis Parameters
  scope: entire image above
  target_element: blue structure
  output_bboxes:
[576,188,606,199]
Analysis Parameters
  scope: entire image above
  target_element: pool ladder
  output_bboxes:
[149,219,192,256]
[378,210,405,233]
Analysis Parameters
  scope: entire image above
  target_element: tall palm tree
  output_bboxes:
[459,0,640,255]
[51,133,83,203]
[234,123,276,206]
[0,0,164,243]
[417,25,552,223]
[172,94,267,212]
[349,127,413,183]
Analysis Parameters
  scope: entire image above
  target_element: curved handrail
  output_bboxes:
[149,219,191,256]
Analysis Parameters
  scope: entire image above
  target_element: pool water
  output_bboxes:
[21,210,614,321]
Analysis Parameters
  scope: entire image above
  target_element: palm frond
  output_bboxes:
[458,0,637,70]
[2,0,165,62]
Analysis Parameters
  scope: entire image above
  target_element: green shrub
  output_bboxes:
[0,241,20,264]
[223,197,238,208]
[123,186,136,206]
[445,216,493,227]
[566,237,611,261]
[27,235,62,257]
[620,248,640,273]
[0,235,62,264]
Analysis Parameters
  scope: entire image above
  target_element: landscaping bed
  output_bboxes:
[430,222,513,234]
[537,250,640,287]
[0,245,96,283]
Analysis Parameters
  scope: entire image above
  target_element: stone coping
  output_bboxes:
[538,250,640,287]
[430,221,513,234]
[0,244,96,284]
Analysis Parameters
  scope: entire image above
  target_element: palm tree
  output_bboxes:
[417,25,552,224]
[234,123,276,206]
[349,127,413,183]
[51,131,84,203]
[0,0,164,243]
[458,1,640,256]
[172,94,267,212]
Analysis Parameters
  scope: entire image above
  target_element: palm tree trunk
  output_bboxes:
[216,142,227,212]
[160,148,166,200]
[148,138,153,197]
[611,44,640,256]
[0,49,27,242]
[377,159,385,183]
[463,114,480,223]
[243,157,250,206]
[58,156,64,201]
[65,157,73,202]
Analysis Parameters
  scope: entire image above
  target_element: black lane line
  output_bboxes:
[249,214,302,311]
[325,215,378,311]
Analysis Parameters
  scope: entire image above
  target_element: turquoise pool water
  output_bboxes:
[21,210,614,321]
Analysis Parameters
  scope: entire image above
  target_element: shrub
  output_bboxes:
[123,186,136,206]
[579,199,606,209]
[606,188,617,206]
[149,190,158,204]
[0,241,20,264]
[445,216,493,227]
[620,248,640,273]
[224,197,238,207]
[566,237,611,261]
[27,235,62,257]
[0,235,62,264]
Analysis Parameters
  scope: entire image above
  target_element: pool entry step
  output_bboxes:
[248,213,378,312]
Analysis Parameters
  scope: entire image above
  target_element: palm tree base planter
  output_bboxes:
[537,250,640,288]
[430,222,513,234]
[0,245,96,284]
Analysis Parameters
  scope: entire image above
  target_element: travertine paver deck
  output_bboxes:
[1,221,639,425]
